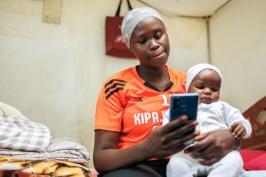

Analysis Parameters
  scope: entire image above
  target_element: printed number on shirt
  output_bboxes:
[160,94,169,106]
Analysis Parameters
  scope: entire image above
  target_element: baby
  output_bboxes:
[165,63,252,177]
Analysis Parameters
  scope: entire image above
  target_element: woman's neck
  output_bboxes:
[137,65,170,85]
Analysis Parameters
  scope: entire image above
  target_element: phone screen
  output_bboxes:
[169,93,199,121]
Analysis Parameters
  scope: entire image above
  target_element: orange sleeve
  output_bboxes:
[94,81,125,132]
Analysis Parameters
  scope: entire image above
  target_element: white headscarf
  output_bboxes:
[186,63,223,92]
[121,7,162,48]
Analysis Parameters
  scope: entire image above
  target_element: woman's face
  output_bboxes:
[188,69,221,104]
[129,17,170,68]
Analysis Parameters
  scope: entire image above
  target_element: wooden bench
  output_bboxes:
[241,96,266,150]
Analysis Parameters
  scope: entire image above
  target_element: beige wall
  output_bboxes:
[209,0,266,111]
[0,0,207,167]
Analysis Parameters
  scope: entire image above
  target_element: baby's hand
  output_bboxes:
[230,123,246,139]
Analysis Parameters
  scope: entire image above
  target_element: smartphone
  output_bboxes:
[169,93,199,121]
[169,93,199,145]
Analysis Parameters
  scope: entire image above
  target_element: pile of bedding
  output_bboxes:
[0,102,90,177]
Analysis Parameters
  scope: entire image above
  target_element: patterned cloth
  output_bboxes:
[0,156,89,177]
[0,116,50,151]
[0,138,89,165]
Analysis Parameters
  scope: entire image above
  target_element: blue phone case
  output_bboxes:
[169,93,199,145]
[169,93,199,121]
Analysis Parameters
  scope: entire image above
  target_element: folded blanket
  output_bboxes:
[0,138,89,165]
[0,102,89,166]
[0,116,51,152]
[0,156,89,177]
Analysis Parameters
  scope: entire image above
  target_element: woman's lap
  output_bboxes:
[99,159,168,177]
[98,165,161,177]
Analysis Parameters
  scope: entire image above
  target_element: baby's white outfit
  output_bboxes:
[165,101,252,177]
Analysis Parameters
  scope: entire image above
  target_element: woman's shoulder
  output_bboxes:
[99,67,136,101]
[104,66,136,84]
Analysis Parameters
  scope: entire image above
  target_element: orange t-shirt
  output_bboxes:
[95,66,186,150]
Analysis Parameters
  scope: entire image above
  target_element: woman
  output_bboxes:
[93,7,238,177]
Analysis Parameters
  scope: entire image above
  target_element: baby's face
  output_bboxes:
[188,69,221,104]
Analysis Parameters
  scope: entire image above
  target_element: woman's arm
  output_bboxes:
[93,116,197,173]
[184,129,239,165]
[93,130,144,173]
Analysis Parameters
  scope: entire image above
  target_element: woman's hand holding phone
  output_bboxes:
[141,115,198,158]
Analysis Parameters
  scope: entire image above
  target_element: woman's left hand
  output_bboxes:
[184,129,238,165]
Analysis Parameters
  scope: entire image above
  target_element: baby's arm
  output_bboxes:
[230,122,246,139]
[222,101,252,138]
